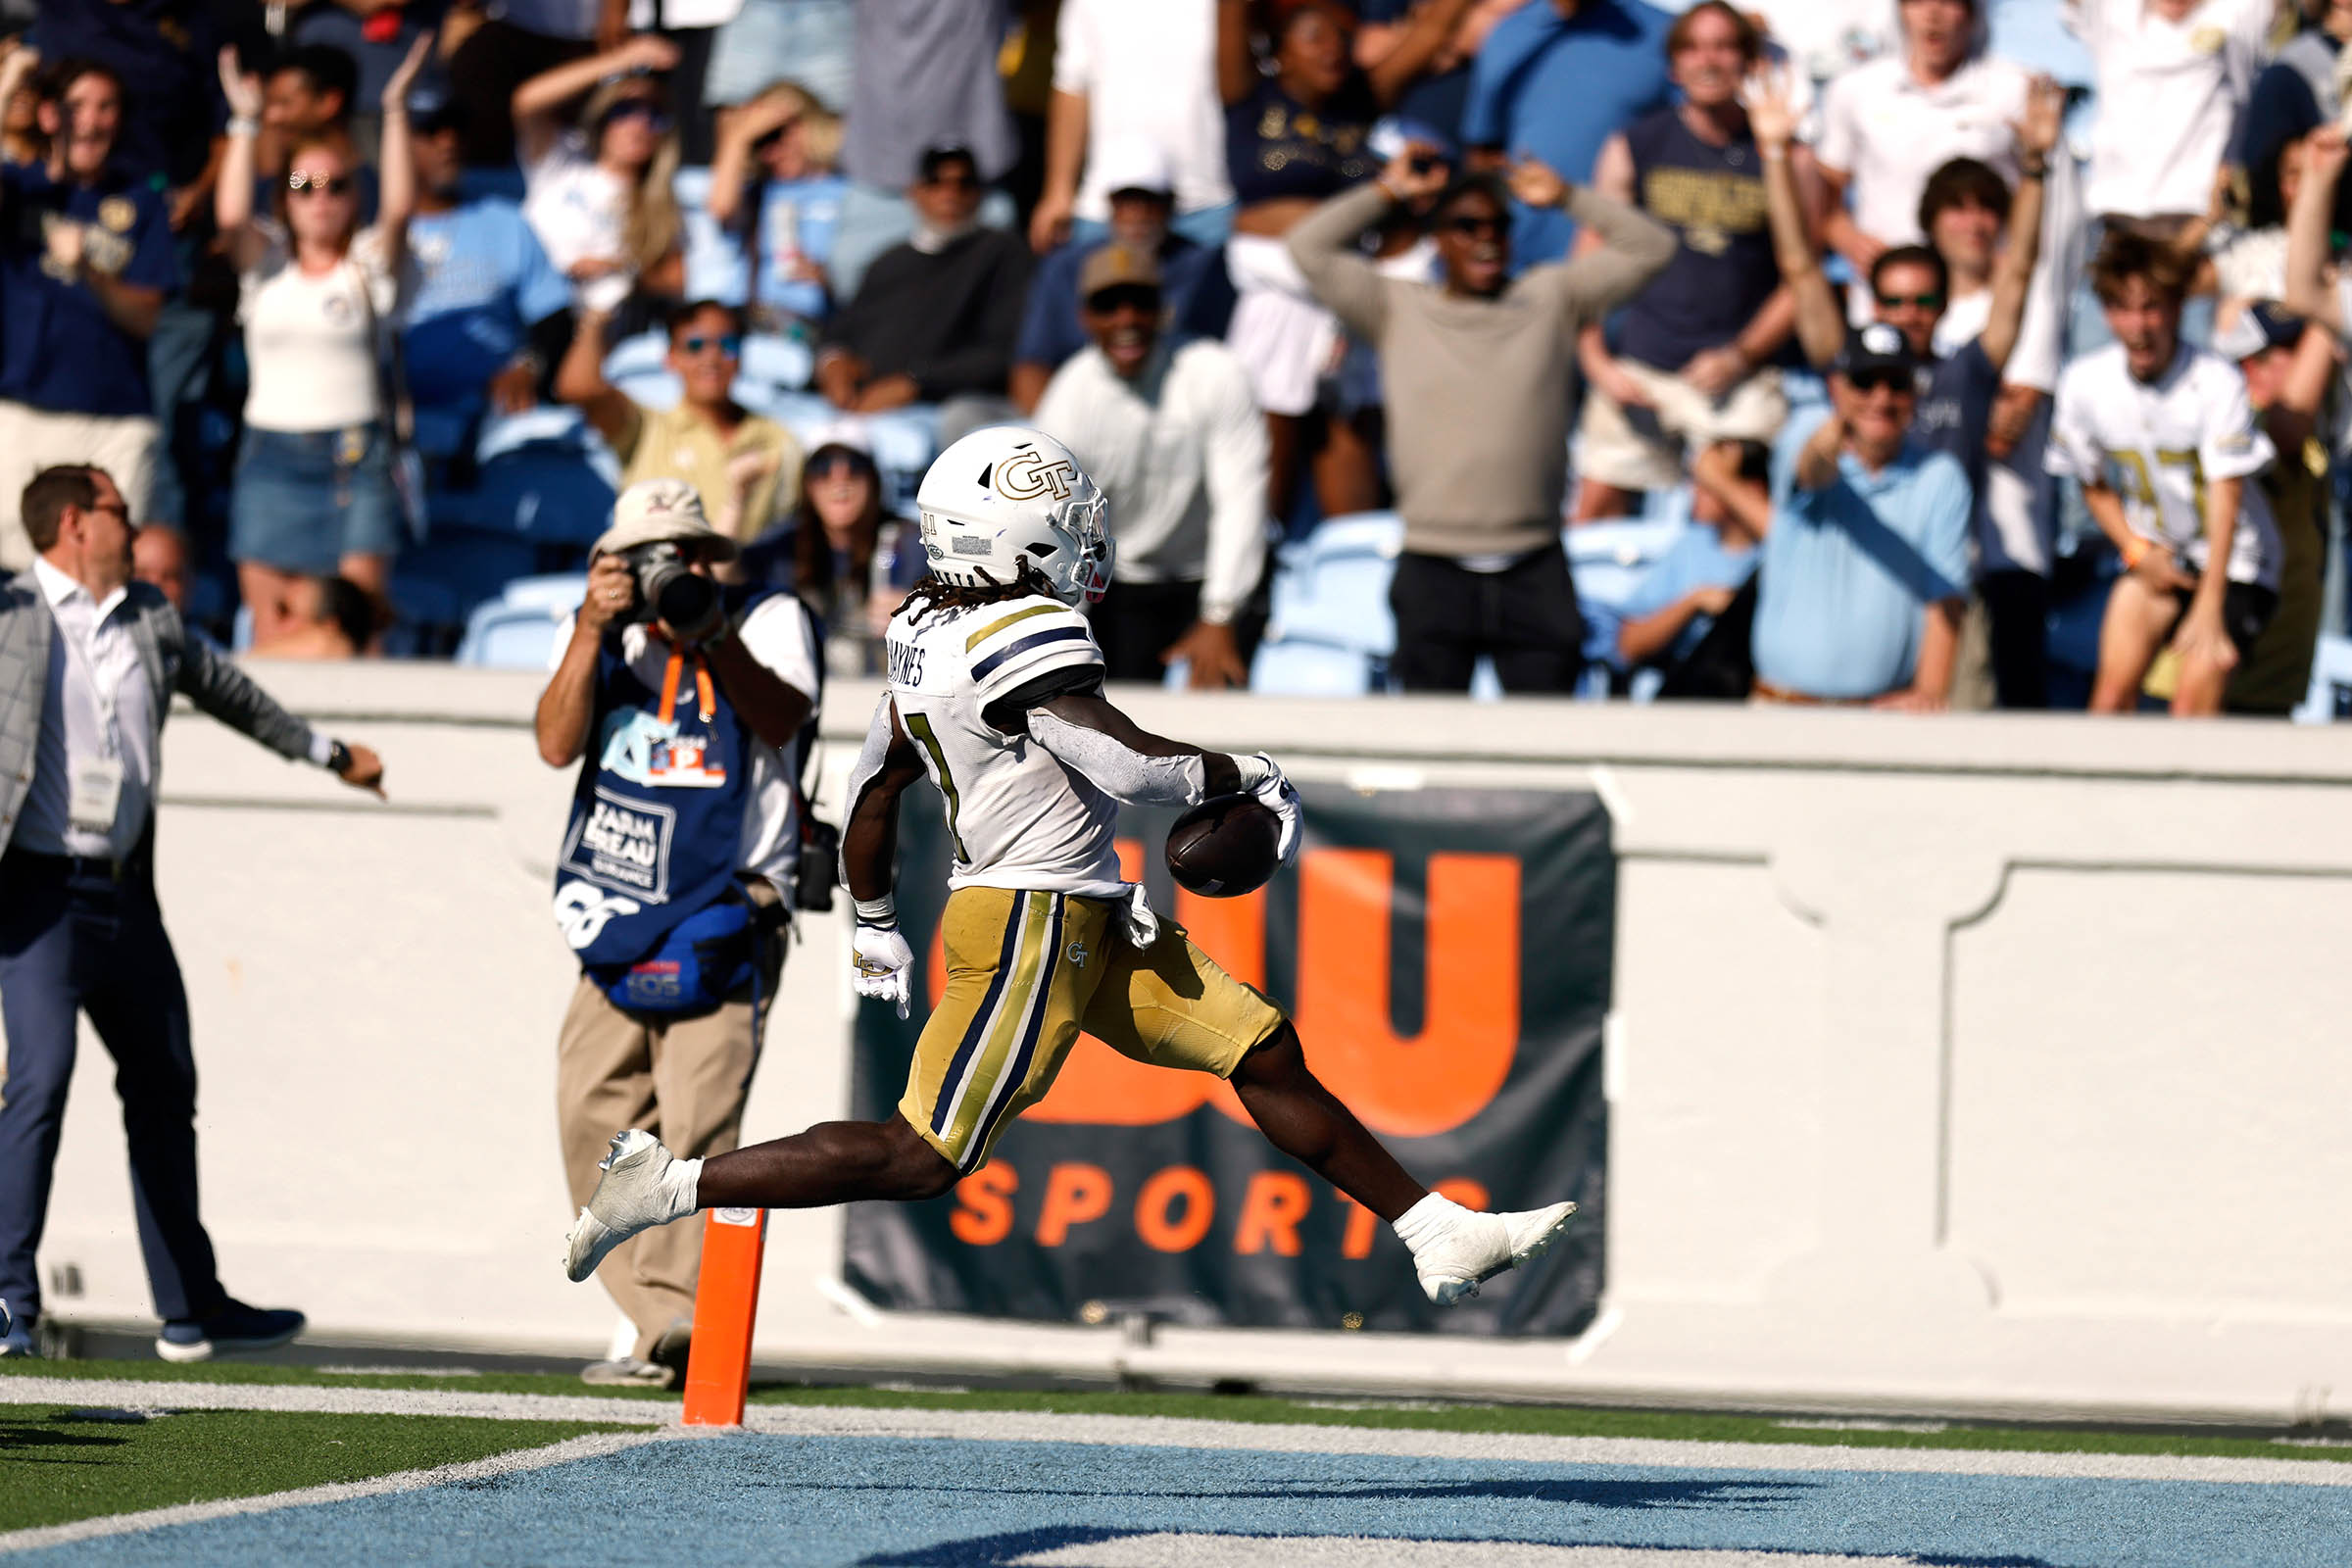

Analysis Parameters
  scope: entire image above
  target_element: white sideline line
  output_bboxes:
[0,1428,675,1555]
[8,1376,2352,1494]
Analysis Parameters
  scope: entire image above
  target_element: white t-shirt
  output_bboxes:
[1054,0,1233,220]
[628,0,742,29]
[2046,342,2280,588]
[882,593,1125,899]
[550,591,822,893]
[522,134,633,313]
[1031,338,1268,623]
[2073,0,2271,220]
[1742,0,1895,82]
[1818,53,2034,249]
[239,224,398,433]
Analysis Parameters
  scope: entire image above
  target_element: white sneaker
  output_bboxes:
[564,1130,690,1283]
[1410,1200,1577,1306]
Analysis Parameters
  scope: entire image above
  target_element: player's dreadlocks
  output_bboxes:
[900,562,1057,622]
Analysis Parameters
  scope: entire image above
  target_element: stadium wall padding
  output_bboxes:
[29,664,2352,1424]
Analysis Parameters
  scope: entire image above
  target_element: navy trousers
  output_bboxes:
[0,848,222,1324]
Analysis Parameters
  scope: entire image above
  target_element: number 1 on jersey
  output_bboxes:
[904,711,972,863]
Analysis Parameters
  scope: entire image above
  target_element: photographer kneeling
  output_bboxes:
[535,478,820,1388]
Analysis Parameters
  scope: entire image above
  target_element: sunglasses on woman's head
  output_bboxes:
[286,171,354,197]
[605,101,671,131]
[679,333,742,357]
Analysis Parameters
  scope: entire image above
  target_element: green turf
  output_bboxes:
[0,1405,622,1534]
[8,1357,2352,1468]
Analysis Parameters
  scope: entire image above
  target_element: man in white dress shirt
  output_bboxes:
[0,465,384,1361]
[1033,245,1269,688]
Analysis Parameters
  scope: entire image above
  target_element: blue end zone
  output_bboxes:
[21,1435,2352,1567]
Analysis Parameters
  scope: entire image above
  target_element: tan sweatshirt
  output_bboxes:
[1288,182,1676,559]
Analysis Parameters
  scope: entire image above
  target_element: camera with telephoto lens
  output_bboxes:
[624,542,723,640]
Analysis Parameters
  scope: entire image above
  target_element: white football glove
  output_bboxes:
[851,921,914,1019]
[1238,752,1303,867]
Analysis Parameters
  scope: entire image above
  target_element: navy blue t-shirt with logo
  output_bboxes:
[1617,107,1780,373]
[0,164,179,417]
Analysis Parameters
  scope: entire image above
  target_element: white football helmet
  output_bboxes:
[914,427,1113,606]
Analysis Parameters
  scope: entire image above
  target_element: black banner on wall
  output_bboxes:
[841,782,1613,1337]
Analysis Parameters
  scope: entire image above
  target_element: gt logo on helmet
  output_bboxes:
[997,449,1080,502]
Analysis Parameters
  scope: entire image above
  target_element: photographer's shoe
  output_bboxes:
[564,1130,703,1283]
[1399,1198,1577,1306]
[580,1356,676,1390]
[156,1299,305,1362]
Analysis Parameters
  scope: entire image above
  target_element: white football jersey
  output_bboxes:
[881,591,1126,898]
[2047,342,2279,589]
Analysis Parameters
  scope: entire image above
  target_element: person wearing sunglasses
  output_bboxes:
[1754,67,2067,710]
[0,58,177,576]
[248,45,378,230]
[0,463,384,1366]
[514,35,689,317]
[1033,245,1270,690]
[217,35,431,650]
[1749,323,1973,710]
[1287,143,1676,694]
[559,298,807,546]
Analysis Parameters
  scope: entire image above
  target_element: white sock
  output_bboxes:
[660,1156,703,1221]
[1391,1192,1471,1250]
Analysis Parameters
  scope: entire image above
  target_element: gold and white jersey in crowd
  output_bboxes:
[879,591,1126,898]
[2046,341,2280,590]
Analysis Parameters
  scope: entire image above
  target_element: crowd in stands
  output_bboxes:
[3,0,2351,715]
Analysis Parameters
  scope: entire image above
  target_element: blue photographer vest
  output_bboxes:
[550,589,774,969]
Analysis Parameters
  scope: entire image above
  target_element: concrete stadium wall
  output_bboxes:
[30,662,2352,1424]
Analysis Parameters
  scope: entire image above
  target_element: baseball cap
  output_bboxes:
[2213,299,2305,362]
[1092,135,1174,200]
[1078,245,1163,304]
[593,477,739,561]
[917,143,980,182]
[407,84,467,135]
[1833,321,1919,379]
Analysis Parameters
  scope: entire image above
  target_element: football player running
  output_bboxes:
[565,427,1574,1306]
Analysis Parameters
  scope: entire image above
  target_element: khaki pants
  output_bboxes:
[556,883,785,1362]
[0,402,159,571]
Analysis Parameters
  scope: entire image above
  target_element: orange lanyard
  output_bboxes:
[654,640,716,724]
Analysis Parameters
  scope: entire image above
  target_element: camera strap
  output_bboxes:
[655,641,717,725]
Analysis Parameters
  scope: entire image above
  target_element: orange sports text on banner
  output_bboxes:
[681,1206,767,1427]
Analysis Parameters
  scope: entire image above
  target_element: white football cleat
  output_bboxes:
[1410,1200,1578,1306]
[564,1130,690,1283]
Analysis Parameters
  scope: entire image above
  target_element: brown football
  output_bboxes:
[1164,794,1282,897]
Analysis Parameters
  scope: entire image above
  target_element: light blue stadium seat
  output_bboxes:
[500,573,590,613]
[445,449,614,548]
[2294,636,2352,723]
[675,167,751,307]
[1566,514,1687,684]
[741,332,812,392]
[1263,511,1401,657]
[1250,638,1377,697]
[456,601,568,669]
[401,535,542,619]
